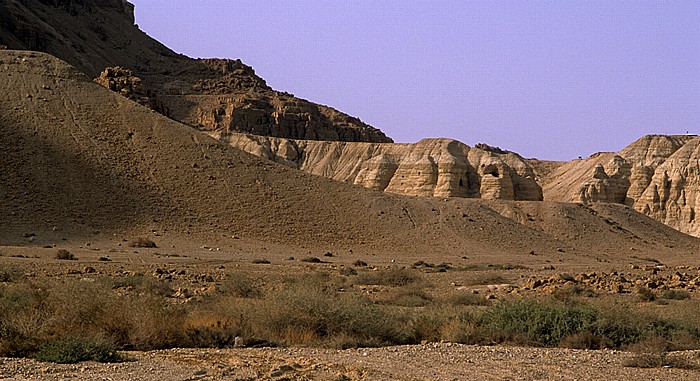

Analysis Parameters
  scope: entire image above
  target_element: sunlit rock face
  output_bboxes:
[542,134,700,236]
[212,134,543,201]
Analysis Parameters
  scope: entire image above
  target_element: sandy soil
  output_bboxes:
[1,344,699,380]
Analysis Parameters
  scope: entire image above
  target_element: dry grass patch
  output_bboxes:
[55,249,75,260]
[380,287,433,307]
[355,267,421,287]
[624,336,699,369]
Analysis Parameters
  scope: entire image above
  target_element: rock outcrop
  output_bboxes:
[94,66,153,108]
[577,156,631,204]
[212,132,543,201]
[0,0,392,143]
[542,134,700,236]
[634,137,700,236]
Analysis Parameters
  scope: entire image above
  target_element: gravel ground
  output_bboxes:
[2,343,699,380]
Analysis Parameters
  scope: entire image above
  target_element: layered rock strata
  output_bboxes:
[542,135,700,236]
[212,132,543,201]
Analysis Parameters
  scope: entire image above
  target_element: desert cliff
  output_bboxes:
[212,133,543,201]
[542,135,700,236]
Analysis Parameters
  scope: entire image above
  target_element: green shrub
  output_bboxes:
[34,335,126,364]
[479,299,599,346]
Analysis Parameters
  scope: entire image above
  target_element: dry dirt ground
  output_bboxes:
[1,344,700,381]
[2,236,700,380]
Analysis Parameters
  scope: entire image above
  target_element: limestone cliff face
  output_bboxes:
[542,134,700,236]
[635,138,700,236]
[212,133,543,201]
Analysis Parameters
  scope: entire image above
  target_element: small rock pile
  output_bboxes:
[94,66,153,108]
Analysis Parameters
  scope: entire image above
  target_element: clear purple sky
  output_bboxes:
[129,1,700,161]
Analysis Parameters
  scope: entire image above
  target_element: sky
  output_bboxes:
[129,1,700,161]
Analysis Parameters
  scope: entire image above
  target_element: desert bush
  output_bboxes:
[381,288,433,307]
[34,334,125,364]
[623,335,698,369]
[55,249,75,260]
[128,237,157,248]
[479,299,600,346]
[0,283,51,357]
[338,267,357,276]
[552,284,597,299]
[440,315,484,344]
[300,257,323,263]
[355,267,420,287]
[183,307,250,348]
[441,292,491,307]
[253,277,403,347]
[399,306,474,344]
[0,267,23,283]
[660,290,691,300]
[559,331,612,350]
[121,296,187,350]
[221,272,261,299]
[635,286,656,302]
[251,259,271,264]
[352,260,368,267]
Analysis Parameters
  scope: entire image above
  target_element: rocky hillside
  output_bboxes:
[0,0,391,143]
[542,135,700,236]
[4,50,697,262]
[213,132,543,201]
[2,1,699,240]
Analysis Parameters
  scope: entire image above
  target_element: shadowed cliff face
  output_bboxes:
[542,135,700,236]
[0,0,392,143]
[211,132,544,201]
